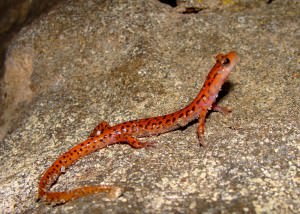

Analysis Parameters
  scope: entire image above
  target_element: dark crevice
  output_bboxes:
[0,0,66,141]
[0,0,65,77]
[159,0,177,7]
[159,0,204,14]
[181,7,204,14]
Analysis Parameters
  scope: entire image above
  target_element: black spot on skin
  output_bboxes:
[196,94,205,105]
[212,72,218,80]
[179,113,184,118]
[192,106,195,111]
[162,115,167,119]
[145,120,152,129]
[158,121,162,124]
[172,117,176,123]
[166,119,171,124]
[185,110,190,116]
[80,143,84,147]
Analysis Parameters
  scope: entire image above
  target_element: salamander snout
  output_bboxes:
[216,51,239,70]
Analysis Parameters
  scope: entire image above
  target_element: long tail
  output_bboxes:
[37,136,121,204]
[38,186,121,205]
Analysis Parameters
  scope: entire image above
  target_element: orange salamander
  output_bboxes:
[38,51,239,204]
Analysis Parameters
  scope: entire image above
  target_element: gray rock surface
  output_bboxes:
[0,0,299,213]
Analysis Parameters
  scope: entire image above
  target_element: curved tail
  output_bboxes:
[37,135,121,204]
[38,185,121,205]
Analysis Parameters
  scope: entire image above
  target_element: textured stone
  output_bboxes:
[0,0,299,213]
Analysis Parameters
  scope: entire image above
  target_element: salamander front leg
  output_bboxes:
[212,104,232,115]
[89,121,111,137]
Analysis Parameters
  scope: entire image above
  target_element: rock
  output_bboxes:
[1,0,299,213]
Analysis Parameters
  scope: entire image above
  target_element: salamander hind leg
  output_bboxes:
[197,117,206,146]
[197,110,208,146]
[89,121,111,137]
[120,134,156,149]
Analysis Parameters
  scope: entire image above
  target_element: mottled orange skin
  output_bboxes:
[38,51,239,204]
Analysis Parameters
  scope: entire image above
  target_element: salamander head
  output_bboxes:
[216,51,240,73]
[200,51,239,100]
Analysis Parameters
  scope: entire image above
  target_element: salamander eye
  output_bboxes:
[222,58,230,66]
